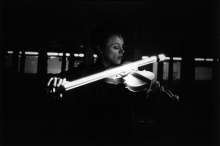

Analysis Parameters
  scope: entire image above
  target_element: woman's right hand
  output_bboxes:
[47,77,67,97]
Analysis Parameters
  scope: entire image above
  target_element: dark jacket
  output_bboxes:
[50,61,179,144]
[55,61,143,144]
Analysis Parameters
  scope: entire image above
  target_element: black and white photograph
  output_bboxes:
[1,0,219,145]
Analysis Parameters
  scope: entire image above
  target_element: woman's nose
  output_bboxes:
[119,48,125,54]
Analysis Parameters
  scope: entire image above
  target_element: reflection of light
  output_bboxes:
[79,53,84,57]
[74,54,79,57]
[93,54,98,58]
[25,51,39,55]
[7,51,13,54]
[173,57,182,61]
[58,53,63,56]
[47,52,58,56]
[158,54,166,61]
[195,58,205,61]
[48,56,57,59]
[66,53,70,57]
[165,57,170,60]
[205,58,214,62]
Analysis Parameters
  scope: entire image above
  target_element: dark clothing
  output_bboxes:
[49,61,179,144]
[54,61,139,144]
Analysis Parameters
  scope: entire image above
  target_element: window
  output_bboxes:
[195,67,212,80]
[47,52,62,74]
[24,55,38,74]
[163,62,169,80]
[173,62,181,80]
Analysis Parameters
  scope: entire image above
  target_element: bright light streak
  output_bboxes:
[79,53,84,57]
[205,58,214,62]
[173,57,182,61]
[93,54,98,58]
[7,51,13,54]
[158,54,166,61]
[66,53,70,57]
[25,51,39,55]
[47,52,59,56]
[74,54,79,57]
[195,58,205,61]
[165,57,170,60]
[58,53,63,56]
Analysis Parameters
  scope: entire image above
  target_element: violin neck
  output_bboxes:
[63,55,163,91]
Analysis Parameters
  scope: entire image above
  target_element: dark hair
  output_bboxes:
[90,23,124,54]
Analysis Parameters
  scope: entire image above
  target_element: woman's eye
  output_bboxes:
[113,46,120,50]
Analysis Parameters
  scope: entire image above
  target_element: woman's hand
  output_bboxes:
[47,77,67,98]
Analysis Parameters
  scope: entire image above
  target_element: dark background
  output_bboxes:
[1,0,219,145]
[1,0,219,56]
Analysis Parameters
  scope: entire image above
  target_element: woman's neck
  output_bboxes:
[102,59,111,68]
[97,58,121,69]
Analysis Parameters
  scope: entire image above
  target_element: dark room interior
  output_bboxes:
[1,0,219,145]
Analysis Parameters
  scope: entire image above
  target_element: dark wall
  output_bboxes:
[1,0,219,145]
[2,0,219,57]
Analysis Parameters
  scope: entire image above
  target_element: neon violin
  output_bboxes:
[60,54,166,92]
[47,53,179,101]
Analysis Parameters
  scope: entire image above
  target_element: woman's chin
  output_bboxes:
[116,60,122,65]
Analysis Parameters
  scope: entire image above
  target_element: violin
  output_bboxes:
[104,69,155,92]
[47,54,179,101]
[62,54,165,91]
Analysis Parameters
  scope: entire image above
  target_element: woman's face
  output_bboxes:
[103,35,125,66]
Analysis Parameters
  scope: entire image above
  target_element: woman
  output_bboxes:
[47,28,179,144]
[47,30,139,143]
[47,30,125,92]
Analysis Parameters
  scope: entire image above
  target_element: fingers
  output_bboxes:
[52,87,56,93]
[47,78,53,86]
[62,78,67,85]
[57,78,63,87]
[53,77,58,87]
[47,77,66,87]
[154,81,160,88]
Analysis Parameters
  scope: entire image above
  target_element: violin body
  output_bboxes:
[105,70,155,92]
[123,70,155,92]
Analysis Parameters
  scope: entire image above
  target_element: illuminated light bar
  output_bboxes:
[74,53,79,57]
[165,57,170,60]
[158,54,166,61]
[93,54,98,58]
[7,51,13,54]
[47,52,59,56]
[173,57,182,61]
[79,53,84,57]
[25,51,39,55]
[58,53,63,56]
[205,58,214,62]
[143,54,166,61]
[195,58,205,61]
[66,53,70,57]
